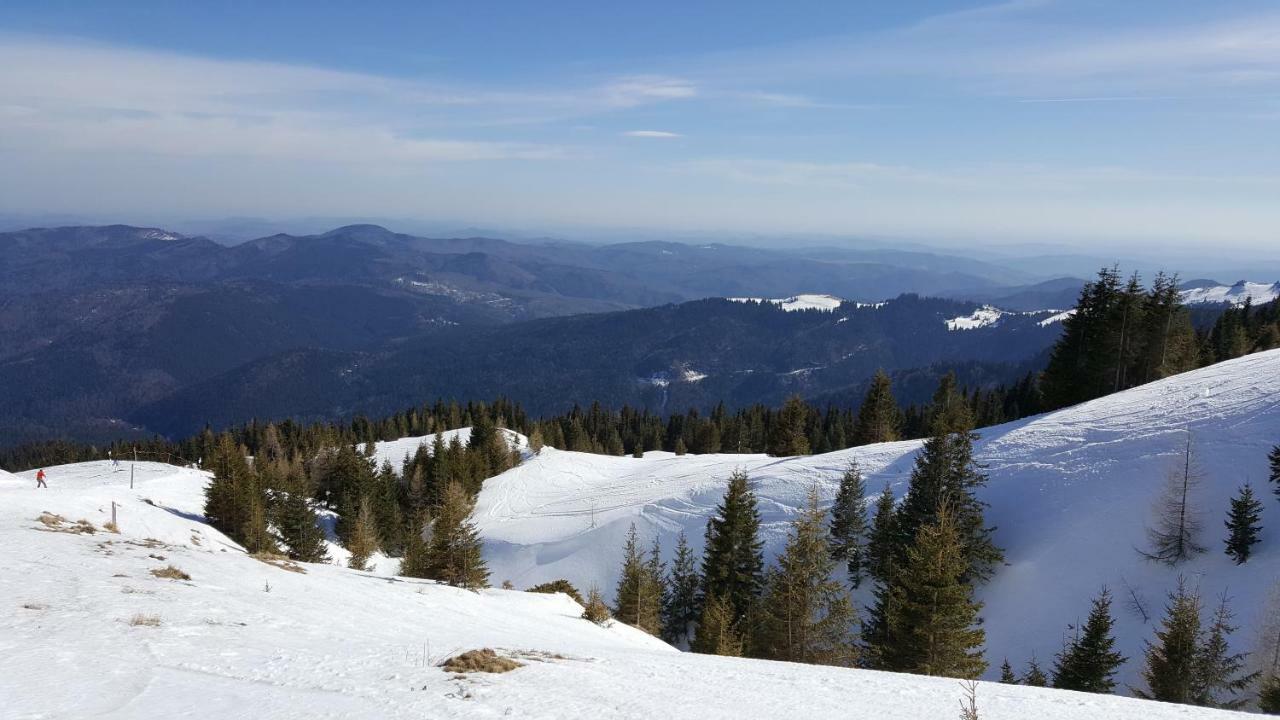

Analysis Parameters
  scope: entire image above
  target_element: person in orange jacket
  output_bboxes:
[35,468,47,488]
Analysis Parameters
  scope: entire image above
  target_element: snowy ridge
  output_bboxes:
[728,294,843,312]
[360,427,529,474]
[3,461,1250,718]
[945,305,1006,330]
[1181,281,1280,307]
[476,349,1280,692]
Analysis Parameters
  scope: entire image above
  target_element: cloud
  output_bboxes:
[623,130,682,138]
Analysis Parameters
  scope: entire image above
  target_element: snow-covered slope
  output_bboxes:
[361,427,529,474]
[1182,281,1280,307]
[728,294,843,311]
[477,349,1280,691]
[2,462,1249,718]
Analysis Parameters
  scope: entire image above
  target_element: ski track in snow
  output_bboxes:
[476,349,1280,695]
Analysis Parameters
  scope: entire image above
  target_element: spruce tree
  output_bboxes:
[758,487,858,666]
[1023,656,1048,686]
[692,593,743,657]
[424,481,489,588]
[829,461,869,588]
[853,370,901,445]
[398,511,432,578]
[1260,673,1280,714]
[1224,483,1263,564]
[1051,588,1126,694]
[662,531,700,645]
[999,659,1017,684]
[581,586,612,624]
[879,507,987,679]
[203,433,254,542]
[274,491,329,563]
[1136,579,1203,703]
[768,395,810,457]
[346,497,379,571]
[240,489,276,554]
[866,484,897,582]
[1193,595,1255,709]
[1143,433,1206,565]
[700,470,765,627]
[1270,443,1280,502]
[614,524,663,634]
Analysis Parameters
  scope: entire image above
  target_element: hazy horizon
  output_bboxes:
[2,1,1279,254]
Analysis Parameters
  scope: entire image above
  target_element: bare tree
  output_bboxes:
[1142,431,1206,565]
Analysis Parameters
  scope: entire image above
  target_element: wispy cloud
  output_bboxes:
[623,130,682,138]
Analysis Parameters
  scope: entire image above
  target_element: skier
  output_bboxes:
[35,469,47,488]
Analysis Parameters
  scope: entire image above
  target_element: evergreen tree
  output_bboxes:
[240,489,276,554]
[829,461,869,588]
[878,507,987,679]
[999,659,1017,684]
[613,524,663,635]
[1051,588,1126,694]
[581,586,612,625]
[1260,673,1280,714]
[757,487,858,666]
[853,370,901,445]
[768,395,811,456]
[398,512,432,578]
[866,484,898,583]
[274,490,329,563]
[1192,594,1255,709]
[692,593,743,657]
[346,497,379,571]
[424,482,489,589]
[1136,579,1203,704]
[662,531,700,645]
[1023,656,1048,687]
[1270,444,1280,503]
[1224,483,1263,564]
[203,433,255,542]
[700,470,765,628]
[1144,433,1206,565]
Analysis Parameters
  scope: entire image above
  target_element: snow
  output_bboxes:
[946,305,1006,330]
[1182,281,1280,307]
[728,294,844,312]
[360,427,529,474]
[477,349,1280,694]
[1037,309,1076,327]
[2,461,1251,718]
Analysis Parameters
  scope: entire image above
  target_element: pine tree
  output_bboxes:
[424,482,489,589]
[758,487,858,666]
[1143,433,1206,565]
[829,461,868,588]
[274,491,329,563]
[1270,444,1280,503]
[662,531,700,645]
[878,507,987,678]
[866,484,897,582]
[346,497,379,571]
[700,470,765,628]
[854,370,901,445]
[203,433,254,542]
[999,659,1017,684]
[1051,588,1126,693]
[581,586,612,624]
[1260,673,1280,714]
[1136,579,1203,703]
[614,524,663,635]
[1224,483,1263,564]
[768,395,810,457]
[398,511,432,578]
[1192,594,1255,709]
[692,593,743,657]
[1023,656,1048,687]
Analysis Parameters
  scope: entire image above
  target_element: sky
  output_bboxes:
[1,0,1278,251]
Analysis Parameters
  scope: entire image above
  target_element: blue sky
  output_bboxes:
[1,1,1278,250]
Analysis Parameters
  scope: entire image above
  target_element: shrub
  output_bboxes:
[527,579,585,605]
[581,587,611,625]
[150,565,190,581]
[129,613,162,627]
[441,649,523,674]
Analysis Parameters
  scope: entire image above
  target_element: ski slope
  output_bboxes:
[727,294,843,311]
[360,428,529,475]
[2,462,1250,718]
[476,349,1280,693]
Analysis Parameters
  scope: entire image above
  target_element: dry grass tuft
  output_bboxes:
[251,552,307,574]
[129,613,162,627]
[35,513,97,534]
[103,521,120,534]
[22,602,48,610]
[440,649,523,674]
[150,565,190,581]
[37,512,67,528]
